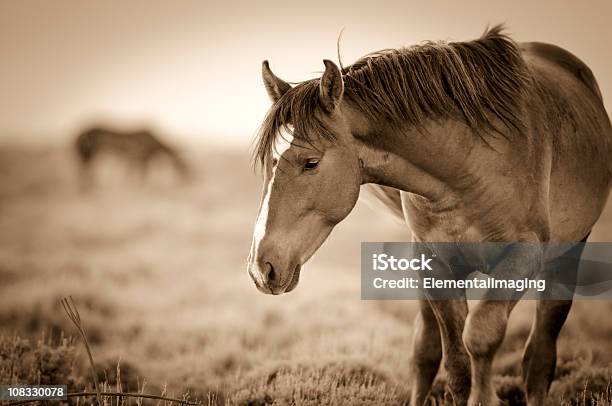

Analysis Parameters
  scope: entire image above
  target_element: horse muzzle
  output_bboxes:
[247,260,301,295]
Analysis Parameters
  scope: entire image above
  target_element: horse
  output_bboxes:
[74,126,190,188]
[247,25,612,405]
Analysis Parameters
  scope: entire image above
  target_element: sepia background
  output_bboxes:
[1,0,611,404]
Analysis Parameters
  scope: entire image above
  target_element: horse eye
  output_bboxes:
[304,158,320,170]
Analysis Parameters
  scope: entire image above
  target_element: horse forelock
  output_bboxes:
[253,24,532,168]
[254,81,336,169]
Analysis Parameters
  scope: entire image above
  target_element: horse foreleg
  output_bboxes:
[78,160,94,192]
[463,240,543,406]
[428,299,471,405]
[463,299,517,406]
[137,153,154,183]
[409,299,442,405]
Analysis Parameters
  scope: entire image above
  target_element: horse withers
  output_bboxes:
[247,26,612,405]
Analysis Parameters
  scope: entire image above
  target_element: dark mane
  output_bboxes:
[254,25,532,166]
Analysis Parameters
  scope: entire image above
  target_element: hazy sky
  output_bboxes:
[1,0,611,143]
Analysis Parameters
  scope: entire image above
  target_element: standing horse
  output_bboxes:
[75,126,190,188]
[247,26,612,405]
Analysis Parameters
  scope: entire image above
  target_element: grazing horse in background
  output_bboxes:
[74,126,190,188]
[247,26,612,405]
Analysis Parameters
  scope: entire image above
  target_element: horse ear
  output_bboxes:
[262,60,291,103]
[319,59,344,113]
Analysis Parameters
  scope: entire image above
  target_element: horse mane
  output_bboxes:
[255,25,532,167]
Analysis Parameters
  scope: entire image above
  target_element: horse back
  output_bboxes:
[520,42,603,102]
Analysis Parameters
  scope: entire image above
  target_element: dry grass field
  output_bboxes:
[1,142,611,405]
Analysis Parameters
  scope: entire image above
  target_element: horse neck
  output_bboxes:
[353,117,481,201]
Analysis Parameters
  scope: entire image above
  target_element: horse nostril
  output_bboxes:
[264,262,277,284]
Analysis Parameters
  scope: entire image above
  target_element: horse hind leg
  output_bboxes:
[521,299,573,405]
[521,238,586,405]
[409,299,442,405]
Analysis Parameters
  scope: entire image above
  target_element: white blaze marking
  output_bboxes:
[251,126,294,275]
